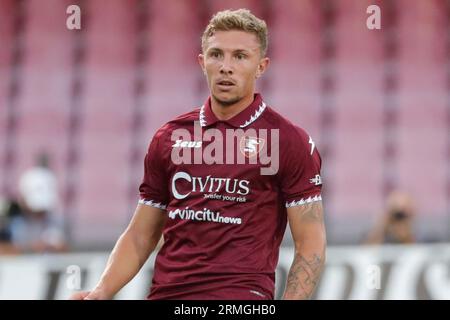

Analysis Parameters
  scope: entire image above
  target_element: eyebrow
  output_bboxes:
[208,47,252,54]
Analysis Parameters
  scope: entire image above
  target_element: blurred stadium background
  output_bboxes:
[0,0,449,299]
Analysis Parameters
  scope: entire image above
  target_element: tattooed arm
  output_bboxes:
[283,201,327,300]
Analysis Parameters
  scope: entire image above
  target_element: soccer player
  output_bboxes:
[71,9,326,300]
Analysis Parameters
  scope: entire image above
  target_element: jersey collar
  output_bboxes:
[199,93,267,128]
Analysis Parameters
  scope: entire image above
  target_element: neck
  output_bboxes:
[210,93,255,121]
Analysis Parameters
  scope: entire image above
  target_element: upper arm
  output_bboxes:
[139,128,170,209]
[126,204,167,249]
[287,201,326,250]
[279,127,325,248]
[130,127,170,255]
[279,127,322,209]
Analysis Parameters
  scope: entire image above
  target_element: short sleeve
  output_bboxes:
[278,127,323,208]
[138,130,170,210]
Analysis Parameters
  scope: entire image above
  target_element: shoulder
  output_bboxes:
[264,106,312,148]
[168,108,200,126]
[150,107,200,142]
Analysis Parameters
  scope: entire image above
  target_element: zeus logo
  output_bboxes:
[171,171,250,200]
[172,140,202,148]
[309,136,315,155]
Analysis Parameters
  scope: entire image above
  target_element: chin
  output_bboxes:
[213,94,242,106]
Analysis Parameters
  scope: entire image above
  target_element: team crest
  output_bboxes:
[239,136,265,158]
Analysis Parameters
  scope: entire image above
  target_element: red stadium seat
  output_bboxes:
[0,0,15,188]
[206,0,265,18]
[73,0,137,245]
[11,0,72,201]
[269,0,322,137]
[144,0,202,120]
[394,0,448,220]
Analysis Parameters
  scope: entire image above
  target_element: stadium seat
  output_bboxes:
[73,0,137,245]
[12,0,72,202]
[206,0,265,18]
[329,0,386,220]
[0,0,15,188]
[394,0,448,220]
[269,0,322,136]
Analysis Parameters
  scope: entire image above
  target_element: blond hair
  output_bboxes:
[201,9,268,56]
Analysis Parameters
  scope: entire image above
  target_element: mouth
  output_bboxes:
[216,79,236,88]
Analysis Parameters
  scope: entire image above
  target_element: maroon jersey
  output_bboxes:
[139,93,322,300]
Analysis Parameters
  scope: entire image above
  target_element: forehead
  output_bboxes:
[204,30,260,52]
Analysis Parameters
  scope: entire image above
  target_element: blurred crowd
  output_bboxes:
[364,190,416,245]
[0,153,68,254]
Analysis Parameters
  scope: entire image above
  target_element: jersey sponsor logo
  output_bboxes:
[172,139,202,148]
[172,171,250,200]
[310,174,322,186]
[239,136,265,158]
[168,206,242,225]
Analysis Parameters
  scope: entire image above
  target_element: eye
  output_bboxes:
[235,53,246,60]
[210,51,221,58]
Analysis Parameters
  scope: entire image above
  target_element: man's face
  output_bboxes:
[199,30,269,106]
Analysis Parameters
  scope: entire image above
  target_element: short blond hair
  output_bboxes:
[201,9,268,57]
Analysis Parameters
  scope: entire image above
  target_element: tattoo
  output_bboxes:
[284,201,326,299]
[298,201,322,222]
[284,252,324,300]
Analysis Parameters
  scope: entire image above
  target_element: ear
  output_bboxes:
[198,54,206,75]
[255,57,270,79]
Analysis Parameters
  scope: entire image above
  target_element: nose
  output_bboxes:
[219,57,233,75]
